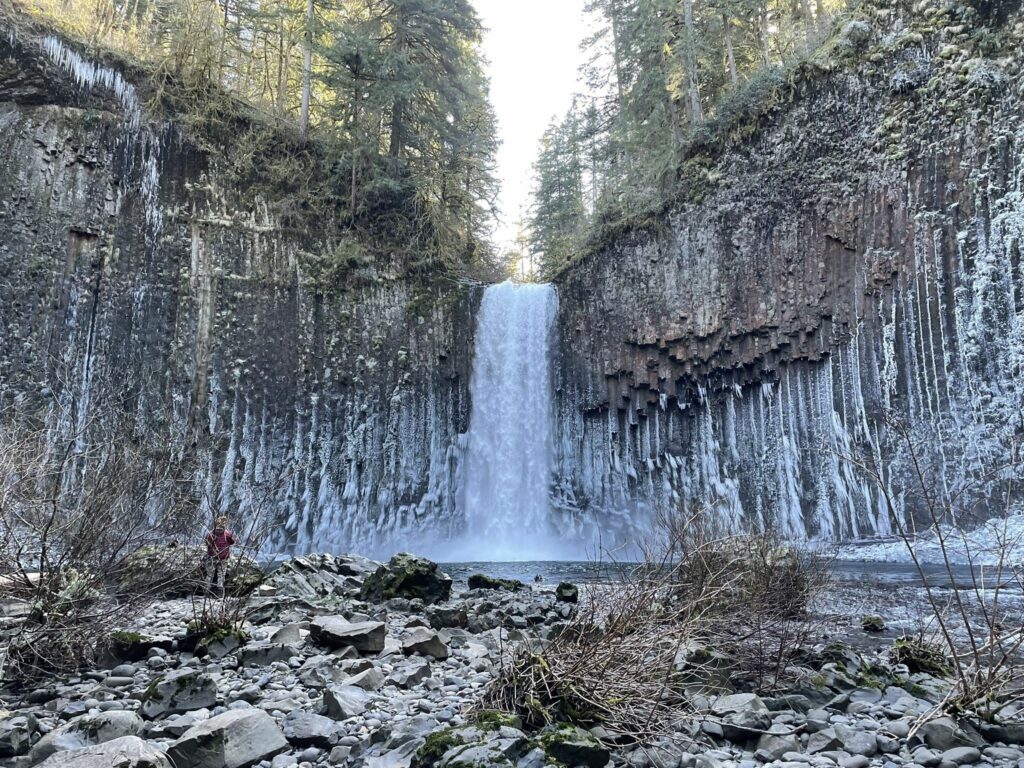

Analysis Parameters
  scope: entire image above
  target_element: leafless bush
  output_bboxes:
[478,506,831,741]
[185,473,286,644]
[0,397,198,683]
[845,416,1024,719]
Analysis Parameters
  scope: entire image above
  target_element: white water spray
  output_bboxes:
[449,281,562,560]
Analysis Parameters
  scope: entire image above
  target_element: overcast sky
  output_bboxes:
[473,0,589,252]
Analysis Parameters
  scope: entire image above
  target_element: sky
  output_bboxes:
[473,0,589,253]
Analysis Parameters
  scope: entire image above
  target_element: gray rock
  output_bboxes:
[940,747,981,765]
[35,735,171,768]
[271,624,303,644]
[710,694,771,742]
[29,710,143,763]
[388,658,432,688]
[359,553,453,605]
[836,725,877,757]
[919,718,983,751]
[323,685,371,720]
[166,709,288,768]
[807,728,843,754]
[402,628,449,659]
[142,668,218,719]
[282,711,343,750]
[238,642,299,667]
[347,667,387,691]
[310,617,386,654]
[541,726,609,768]
[297,655,348,688]
[0,714,36,757]
[756,733,801,761]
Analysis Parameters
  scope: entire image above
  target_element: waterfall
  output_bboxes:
[447,281,563,560]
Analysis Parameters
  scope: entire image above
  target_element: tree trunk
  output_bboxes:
[276,17,286,118]
[300,0,313,135]
[759,3,772,65]
[683,0,703,125]
[389,99,404,158]
[723,15,738,88]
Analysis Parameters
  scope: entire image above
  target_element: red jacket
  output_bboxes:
[205,527,235,561]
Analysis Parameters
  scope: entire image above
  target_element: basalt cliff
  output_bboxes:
[553,0,1024,544]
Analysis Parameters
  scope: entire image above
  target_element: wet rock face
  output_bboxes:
[0,31,478,556]
[554,6,1024,543]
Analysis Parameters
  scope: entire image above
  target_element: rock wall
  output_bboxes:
[0,29,479,557]
[553,1,1024,543]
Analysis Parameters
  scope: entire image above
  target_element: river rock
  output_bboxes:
[541,726,610,768]
[555,582,579,603]
[310,616,386,653]
[0,714,37,757]
[239,641,300,666]
[298,655,348,688]
[919,717,984,751]
[29,710,143,763]
[282,710,343,749]
[402,627,449,659]
[467,574,524,591]
[709,693,771,742]
[267,553,380,599]
[323,684,371,719]
[35,735,171,768]
[360,553,453,605]
[166,709,287,768]
[142,669,218,718]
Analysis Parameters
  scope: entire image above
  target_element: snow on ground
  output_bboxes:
[836,514,1024,565]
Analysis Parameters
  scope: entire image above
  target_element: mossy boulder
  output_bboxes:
[467,574,524,592]
[861,615,886,632]
[414,727,466,767]
[539,725,609,768]
[360,553,452,605]
[555,582,579,603]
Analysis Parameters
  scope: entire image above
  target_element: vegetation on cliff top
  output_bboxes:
[527,0,1022,279]
[4,0,502,281]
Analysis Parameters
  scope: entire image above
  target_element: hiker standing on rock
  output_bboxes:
[204,515,235,597]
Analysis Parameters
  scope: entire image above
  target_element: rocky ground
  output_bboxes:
[0,554,1022,768]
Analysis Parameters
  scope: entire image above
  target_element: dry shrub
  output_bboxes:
[478,507,831,741]
[0,399,198,683]
[845,416,1024,719]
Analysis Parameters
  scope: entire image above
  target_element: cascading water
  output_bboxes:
[445,281,563,560]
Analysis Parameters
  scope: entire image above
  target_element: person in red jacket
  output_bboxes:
[204,516,235,597]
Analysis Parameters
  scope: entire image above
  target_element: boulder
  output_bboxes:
[467,574,524,592]
[35,735,171,768]
[388,658,432,688]
[310,616,386,654]
[29,710,143,763]
[282,711,343,749]
[142,669,218,719]
[297,655,348,688]
[555,583,579,603]
[541,726,609,768]
[426,605,469,630]
[918,717,984,751]
[402,628,449,659]
[238,642,300,667]
[266,553,380,599]
[323,685,371,720]
[360,553,453,605]
[0,714,37,757]
[709,693,770,742]
[166,709,287,768]
[347,667,387,691]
